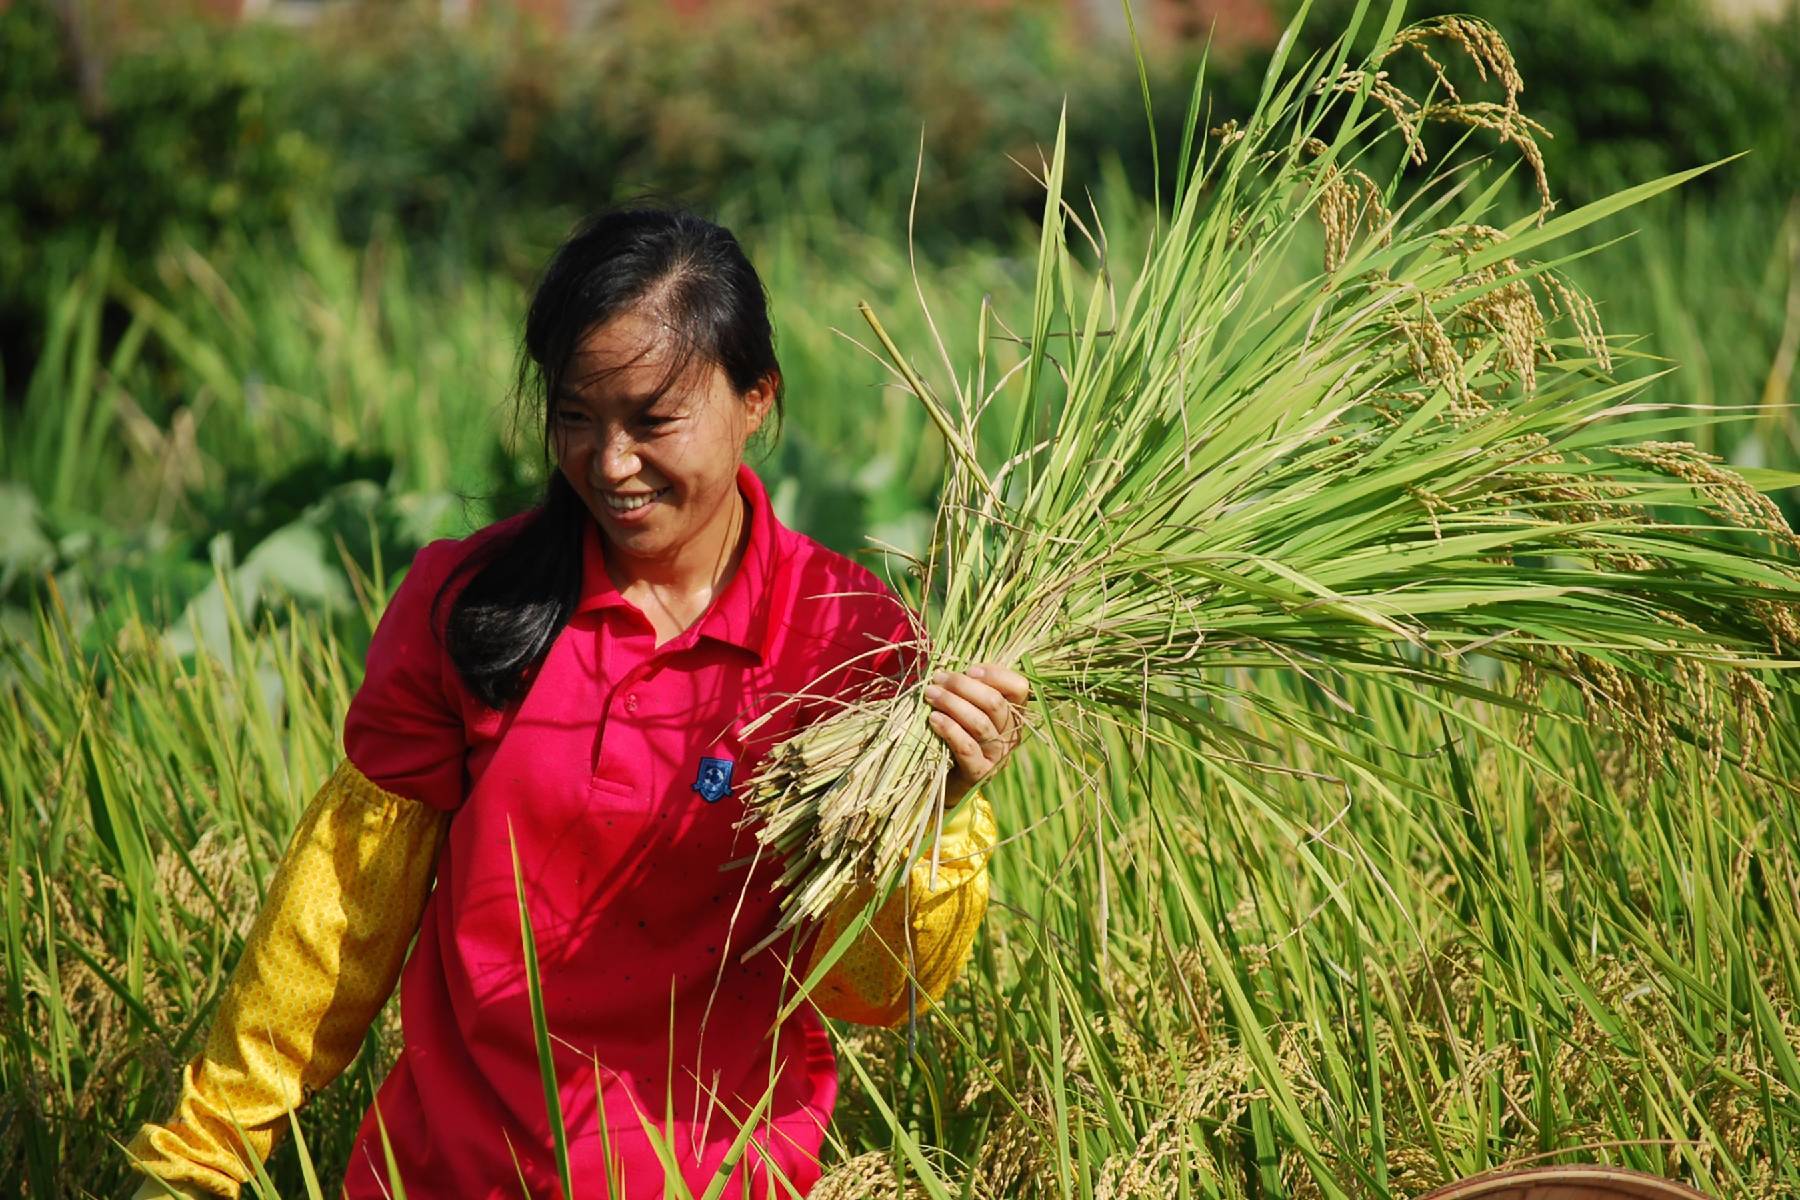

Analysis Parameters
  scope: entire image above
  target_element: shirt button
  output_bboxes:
[625,692,640,713]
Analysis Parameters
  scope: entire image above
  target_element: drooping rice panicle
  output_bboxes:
[744,4,1800,937]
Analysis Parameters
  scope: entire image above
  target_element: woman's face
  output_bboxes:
[552,308,774,571]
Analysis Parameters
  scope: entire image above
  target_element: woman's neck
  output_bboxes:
[605,492,749,645]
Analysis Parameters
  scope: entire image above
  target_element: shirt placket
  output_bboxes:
[592,616,698,799]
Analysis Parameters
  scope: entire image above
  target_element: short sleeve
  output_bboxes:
[808,793,995,1027]
[343,539,469,813]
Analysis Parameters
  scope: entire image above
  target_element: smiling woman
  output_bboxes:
[437,208,795,715]
[125,207,1027,1200]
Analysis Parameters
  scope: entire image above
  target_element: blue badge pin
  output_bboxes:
[692,756,734,803]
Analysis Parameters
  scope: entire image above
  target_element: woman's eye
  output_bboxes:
[556,410,589,426]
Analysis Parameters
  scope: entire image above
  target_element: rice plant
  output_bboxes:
[746,5,1800,949]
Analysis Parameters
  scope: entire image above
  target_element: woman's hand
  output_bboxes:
[923,664,1030,807]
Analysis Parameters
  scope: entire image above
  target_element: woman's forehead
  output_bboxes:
[574,310,675,370]
[564,313,710,402]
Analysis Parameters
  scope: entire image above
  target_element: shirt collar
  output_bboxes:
[574,464,780,662]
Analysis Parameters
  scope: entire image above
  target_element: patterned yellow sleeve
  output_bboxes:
[126,760,447,1198]
[806,794,997,1028]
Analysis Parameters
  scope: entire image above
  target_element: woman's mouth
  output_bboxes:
[601,486,670,515]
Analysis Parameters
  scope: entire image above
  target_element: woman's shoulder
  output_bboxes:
[396,509,539,606]
[785,526,909,603]
[348,518,535,811]
[770,528,917,655]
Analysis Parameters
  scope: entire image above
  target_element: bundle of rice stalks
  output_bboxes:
[746,3,1800,942]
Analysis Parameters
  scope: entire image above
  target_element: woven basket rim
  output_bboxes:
[1417,1164,1711,1200]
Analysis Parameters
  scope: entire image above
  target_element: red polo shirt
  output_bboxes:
[337,466,913,1198]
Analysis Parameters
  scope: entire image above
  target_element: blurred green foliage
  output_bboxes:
[0,0,1148,369]
[5,0,1794,344]
[1484,0,1800,200]
[0,5,324,352]
[269,0,1137,249]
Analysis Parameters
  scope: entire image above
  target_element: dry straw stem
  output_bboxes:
[743,6,1800,948]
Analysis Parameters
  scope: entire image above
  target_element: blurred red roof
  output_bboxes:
[138,0,1278,50]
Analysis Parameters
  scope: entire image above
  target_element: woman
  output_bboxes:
[128,208,1027,1198]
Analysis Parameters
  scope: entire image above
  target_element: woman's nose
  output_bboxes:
[596,430,641,483]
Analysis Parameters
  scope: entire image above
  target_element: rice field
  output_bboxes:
[4,26,1800,1199]
[9,562,1800,1197]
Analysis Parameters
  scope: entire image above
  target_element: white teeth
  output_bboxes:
[603,489,663,512]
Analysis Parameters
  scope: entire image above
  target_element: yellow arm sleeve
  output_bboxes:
[126,759,448,1198]
[805,794,997,1028]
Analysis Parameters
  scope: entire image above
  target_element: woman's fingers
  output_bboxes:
[951,666,1028,747]
[925,676,1006,754]
[927,710,991,782]
[924,665,1032,788]
[967,663,1030,705]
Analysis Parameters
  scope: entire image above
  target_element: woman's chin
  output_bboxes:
[599,514,657,546]
[596,506,678,558]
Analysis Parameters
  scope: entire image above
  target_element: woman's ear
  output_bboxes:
[743,372,779,438]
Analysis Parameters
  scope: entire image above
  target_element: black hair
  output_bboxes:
[439,206,785,710]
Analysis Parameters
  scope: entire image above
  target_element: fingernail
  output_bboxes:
[924,685,943,701]
[931,671,949,685]
[969,666,986,679]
